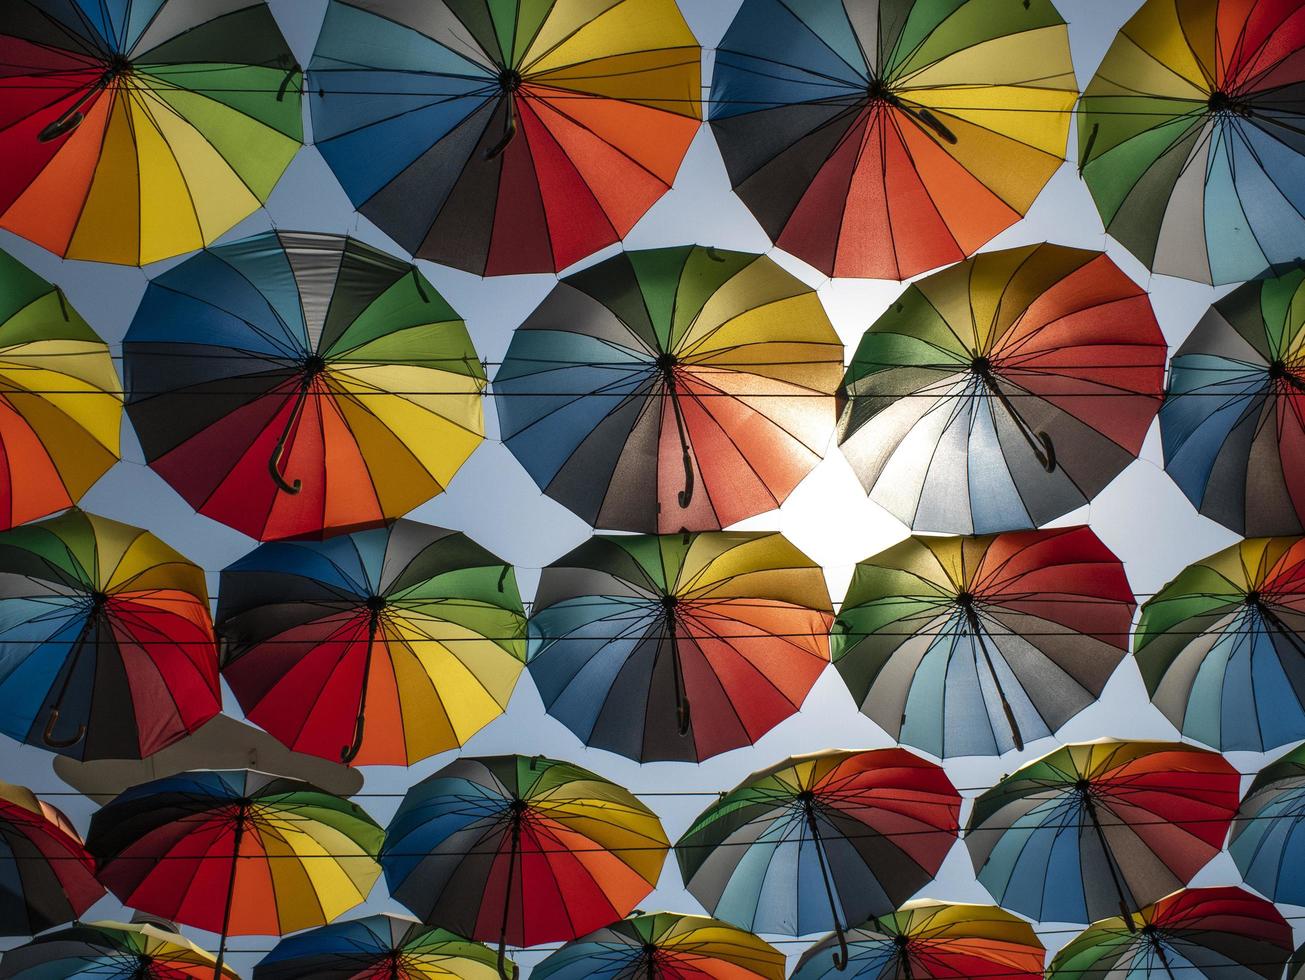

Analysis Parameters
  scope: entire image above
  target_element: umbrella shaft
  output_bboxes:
[1084,797,1135,931]
[268,380,313,494]
[214,812,245,980]
[663,371,695,508]
[962,605,1024,751]
[802,802,849,969]
[43,606,100,747]
[496,817,522,980]
[1151,936,1178,980]
[341,609,381,763]
[976,369,1055,472]
[666,625,691,736]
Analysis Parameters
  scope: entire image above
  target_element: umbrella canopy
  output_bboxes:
[0,919,240,979]
[966,740,1240,926]
[1294,943,1305,980]
[0,247,120,528]
[309,0,701,276]
[791,900,1045,980]
[708,0,1077,281]
[834,526,1134,758]
[494,246,842,532]
[123,230,485,541]
[836,244,1165,533]
[254,913,504,979]
[0,0,302,265]
[675,748,959,965]
[88,771,382,944]
[1228,740,1305,907]
[381,755,668,976]
[0,509,220,760]
[531,912,785,980]
[528,531,833,763]
[219,520,527,767]
[1048,886,1293,980]
[1078,0,1305,285]
[1161,264,1305,536]
[1134,537,1305,752]
[0,778,103,936]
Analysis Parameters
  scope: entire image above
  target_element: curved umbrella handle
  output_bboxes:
[676,697,692,736]
[340,712,366,764]
[276,63,300,101]
[39,111,85,143]
[913,108,957,144]
[496,943,519,980]
[43,709,85,749]
[677,446,695,508]
[268,442,302,494]
[484,100,518,160]
[830,923,849,971]
[1035,431,1056,472]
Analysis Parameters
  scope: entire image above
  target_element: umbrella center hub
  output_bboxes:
[365,595,387,614]
[89,590,109,608]
[893,934,909,949]
[970,355,991,375]
[498,68,523,93]
[956,591,975,608]
[1208,89,1250,117]
[302,354,327,378]
[508,798,528,817]
[1269,359,1292,381]
[866,78,893,103]
[1074,778,1091,794]
[1246,589,1262,607]
[105,54,131,79]
[656,353,678,374]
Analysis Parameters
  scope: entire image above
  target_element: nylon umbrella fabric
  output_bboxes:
[218,519,528,767]
[965,740,1240,925]
[1048,886,1293,980]
[309,0,701,276]
[708,0,1077,281]
[531,912,785,980]
[0,0,303,265]
[494,246,843,532]
[1078,0,1305,285]
[0,509,220,761]
[253,913,505,979]
[1134,537,1305,752]
[528,531,833,763]
[791,900,1045,980]
[0,919,240,979]
[0,778,103,937]
[674,749,960,945]
[1160,264,1305,536]
[87,769,384,977]
[0,247,120,529]
[833,526,1134,759]
[123,230,485,541]
[836,244,1166,533]
[1228,740,1305,907]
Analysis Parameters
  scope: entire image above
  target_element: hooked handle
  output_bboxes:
[43,709,86,749]
[676,697,691,737]
[268,442,302,494]
[830,923,849,971]
[484,99,518,160]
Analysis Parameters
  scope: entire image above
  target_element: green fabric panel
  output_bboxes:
[328,280,467,364]
[139,64,303,138]
[1258,269,1305,356]
[628,247,694,351]
[669,247,757,351]
[445,0,506,64]
[1081,107,1202,223]
[892,0,1064,78]
[0,292,99,346]
[487,0,520,67]
[566,255,660,352]
[0,250,52,318]
[512,0,556,67]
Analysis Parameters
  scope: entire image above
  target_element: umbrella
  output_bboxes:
[218,520,527,767]
[708,0,1078,280]
[123,230,485,541]
[1160,265,1305,536]
[254,913,504,979]
[965,740,1240,926]
[1134,537,1305,752]
[1048,886,1293,980]
[833,525,1134,758]
[791,900,1045,980]
[0,0,302,265]
[87,769,383,979]
[0,919,240,978]
[1078,0,1305,285]
[0,509,220,760]
[494,246,843,532]
[1228,740,1305,906]
[836,244,1166,533]
[0,778,103,936]
[308,0,702,276]
[528,531,833,763]
[1293,943,1305,980]
[675,749,960,968]
[531,911,784,980]
[381,755,668,979]
[0,247,120,528]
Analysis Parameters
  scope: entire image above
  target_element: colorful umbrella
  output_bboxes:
[791,900,1045,980]
[1161,265,1305,536]
[87,769,383,978]
[123,230,485,541]
[0,778,103,936]
[1048,886,1293,980]
[254,913,504,979]
[836,244,1166,533]
[381,755,668,979]
[833,526,1134,758]
[1078,0,1305,285]
[494,246,843,532]
[309,0,701,276]
[0,919,240,979]
[675,749,959,967]
[708,0,1077,280]
[0,509,220,760]
[529,531,833,763]
[0,0,302,265]
[1134,537,1305,752]
[0,247,120,528]
[531,912,785,980]
[218,520,527,766]
[1228,740,1305,907]
[965,740,1240,926]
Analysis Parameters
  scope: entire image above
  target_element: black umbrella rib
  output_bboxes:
[960,603,1024,752]
[1082,794,1137,932]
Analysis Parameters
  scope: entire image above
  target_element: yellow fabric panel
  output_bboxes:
[527,0,697,75]
[911,80,1075,153]
[0,393,115,496]
[0,340,121,449]
[902,27,1076,94]
[532,48,701,116]
[539,797,668,882]
[107,520,209,600]
[683,294,841,366]
[1087,35,1208,99]
[677,258,807,352]
[257,814,375,930]
[67,96,141,265]
[680,535,830,610]
[523,0,625,64]
[395,616,523,731]
[127,91,206,264]
[1121,0,1212,88]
